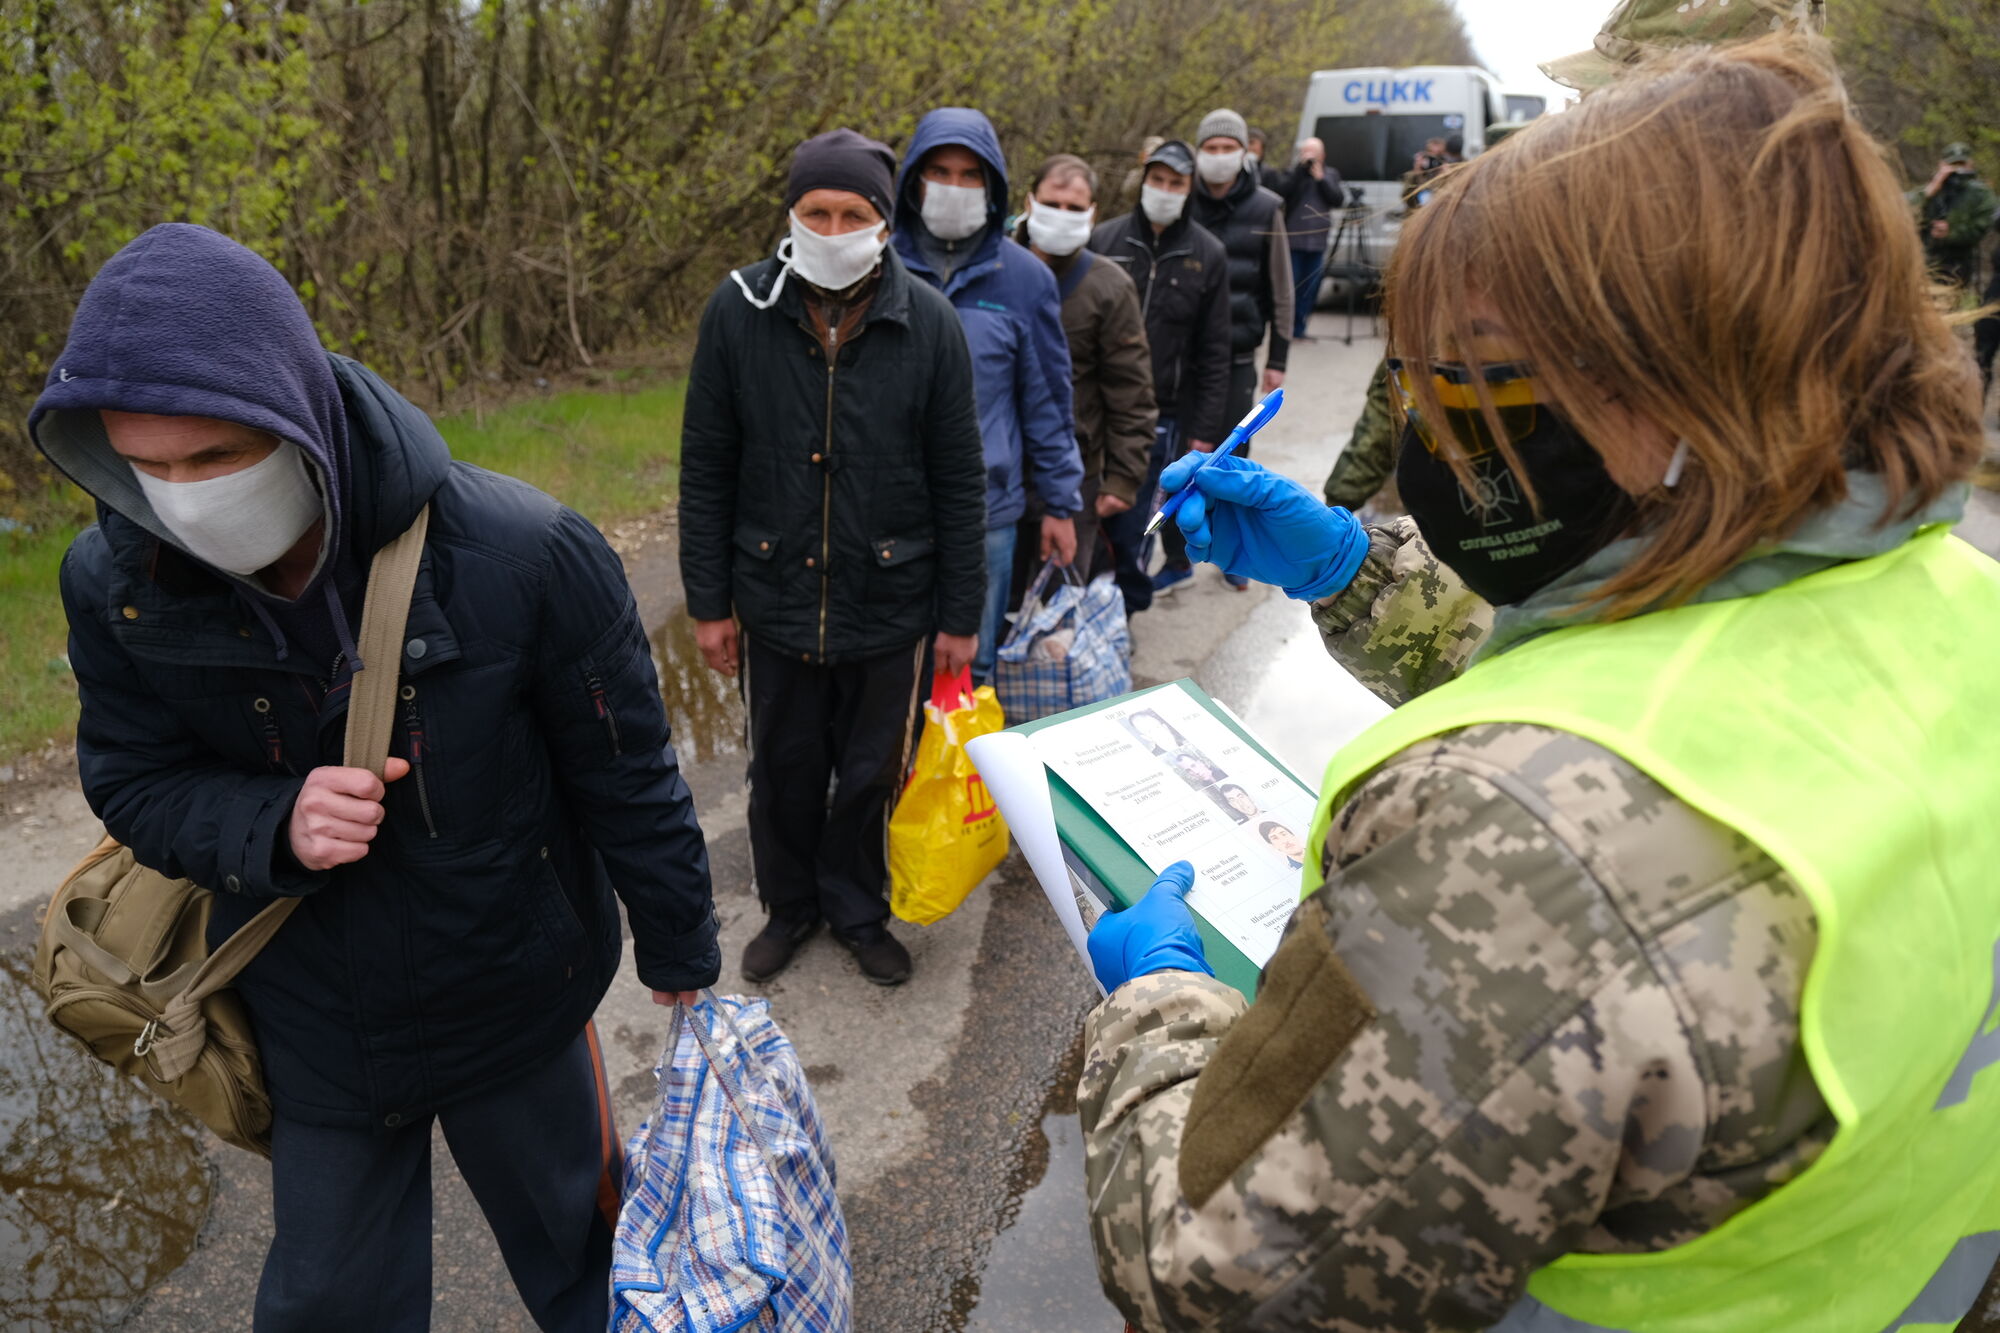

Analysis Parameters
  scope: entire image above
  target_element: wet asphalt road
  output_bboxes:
[5,319,2000,1332]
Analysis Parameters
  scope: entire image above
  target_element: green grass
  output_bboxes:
[434,377,686,529]
[0,375,686,763]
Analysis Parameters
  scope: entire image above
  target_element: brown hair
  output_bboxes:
[1387,35,1984,619]
[1031,153,1099,201]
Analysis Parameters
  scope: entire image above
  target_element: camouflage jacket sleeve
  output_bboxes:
[1308,516,1493,706]
[1322,359,1397,511]
[1078,722,1829,1333]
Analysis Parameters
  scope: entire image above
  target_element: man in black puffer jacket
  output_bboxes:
[1191,109,1294,414]
[34,223,720,1331]
[679,130,986,987]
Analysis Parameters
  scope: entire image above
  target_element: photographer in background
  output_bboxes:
[1272,137,1345,342]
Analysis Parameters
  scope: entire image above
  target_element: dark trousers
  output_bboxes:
[255,1024,620,1333]
[742,631,926,934]
[1291,245,1327,338]
[1011,475,1105,611]
[1158,360,1259,569]
[1104,418,1179,615]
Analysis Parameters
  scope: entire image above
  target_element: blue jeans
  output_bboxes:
[1291,246,1328,339]
[975,523,1018,683]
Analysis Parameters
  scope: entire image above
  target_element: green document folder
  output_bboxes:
[1012,679,1318,1000]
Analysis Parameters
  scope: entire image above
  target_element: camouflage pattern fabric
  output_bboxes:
[1323,359,1399,513]
[1079,721,1832,1332]
[1542,0,1826,89]
[1309,516,1491,707]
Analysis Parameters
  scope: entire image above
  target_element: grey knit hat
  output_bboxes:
[1195,108,1249,150]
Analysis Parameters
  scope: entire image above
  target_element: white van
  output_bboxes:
[1292,66,1526,292]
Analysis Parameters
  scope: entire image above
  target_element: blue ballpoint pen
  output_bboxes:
[1143,388,1287,536]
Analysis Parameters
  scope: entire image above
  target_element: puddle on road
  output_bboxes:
[651,612,746,763]
[1238,612,1390,783]
[957,1035,1121,1333]
[0,949,211,1332]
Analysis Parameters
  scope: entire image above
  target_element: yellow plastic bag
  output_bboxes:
[890,669,1009,925]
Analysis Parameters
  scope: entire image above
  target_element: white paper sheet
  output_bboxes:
[1032,685,1320,968]
[963,730,1106,995]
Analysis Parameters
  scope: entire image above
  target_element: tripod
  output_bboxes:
[1325,189,1381,346]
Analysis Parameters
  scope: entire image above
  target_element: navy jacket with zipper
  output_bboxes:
[678,245,988,663]
[1089,209,1234,445]
[34,224,720,1132]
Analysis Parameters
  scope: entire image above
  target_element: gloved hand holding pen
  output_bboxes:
[1161,451,1371,601]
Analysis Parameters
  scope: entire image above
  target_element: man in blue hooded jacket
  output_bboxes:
[31,223,720,1331]
[893,108,1085,681]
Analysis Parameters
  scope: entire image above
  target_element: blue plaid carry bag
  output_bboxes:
[993,558,1132,723]
[610,992,851,1332]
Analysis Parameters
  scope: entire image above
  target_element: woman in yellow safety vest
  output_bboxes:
[1079,35,2000,1333]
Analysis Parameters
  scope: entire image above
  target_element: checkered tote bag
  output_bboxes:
[994,559,1132,723]
[611,993,850,1332]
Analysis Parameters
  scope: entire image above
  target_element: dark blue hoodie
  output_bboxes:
[32,225,720,1129]
[32,224,366,676]
[892,109,1083,527]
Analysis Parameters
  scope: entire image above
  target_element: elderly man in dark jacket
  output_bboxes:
[1012,152,1157,587]
[680,129,986,987]
[1089,139,1234,613]
[33,223,720,1331]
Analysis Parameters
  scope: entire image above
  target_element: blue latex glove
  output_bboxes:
[1162,451,1370,601]
[1087,861,1215,993]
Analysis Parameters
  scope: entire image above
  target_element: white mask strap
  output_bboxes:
[730,235,795,311]
[1663,438,1691,489]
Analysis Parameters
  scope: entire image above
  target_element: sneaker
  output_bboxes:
[836,924,913,986]
[741,915,820,983]
[1225,573,1250,591]
[1151,564,1195,597]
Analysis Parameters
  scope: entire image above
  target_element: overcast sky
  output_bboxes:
[1453,0,1608,110]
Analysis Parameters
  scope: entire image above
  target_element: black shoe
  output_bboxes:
[836,924,912,986]
[741,916,819,983]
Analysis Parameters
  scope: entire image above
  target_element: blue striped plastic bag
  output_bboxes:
[994,560,1132,724]
[610,993,850,1332]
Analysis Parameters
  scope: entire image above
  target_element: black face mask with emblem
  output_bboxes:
[1394,409,1637,607]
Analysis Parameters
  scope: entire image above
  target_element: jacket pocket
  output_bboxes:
[733,527,783,562]
[527,850,587,1000]
[868,533,936,604]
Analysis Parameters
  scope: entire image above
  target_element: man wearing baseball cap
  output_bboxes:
[1089,139,1233,615]
[1913,141,1997,294]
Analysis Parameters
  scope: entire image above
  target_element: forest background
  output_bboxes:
[0,0,1991,521]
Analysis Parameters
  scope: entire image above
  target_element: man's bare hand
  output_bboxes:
[934,631,977,677]
[1262,367,1287,395]
[1189,439,1217,453]
[652,990,704,1007]
[694,618,740,675]
[1040,514,1078,566]
[289,759,409,871]
[1095,492,1133,518]
[1930,218,1951,240]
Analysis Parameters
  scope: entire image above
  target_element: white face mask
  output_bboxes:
[1141,184,1188,226]
[921,180,988,241]
[788,211,887,291]
[1026,200,1095,257]
[1197,147,1246,186]
[132,439,321,578]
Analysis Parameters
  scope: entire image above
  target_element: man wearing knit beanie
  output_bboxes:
[681,128,987,987]
[1159,108,1292,595]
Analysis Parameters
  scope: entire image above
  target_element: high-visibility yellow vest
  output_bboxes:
[1305,527,2000,1332]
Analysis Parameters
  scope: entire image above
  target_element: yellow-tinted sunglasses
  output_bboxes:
[1385,358,1537,456]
